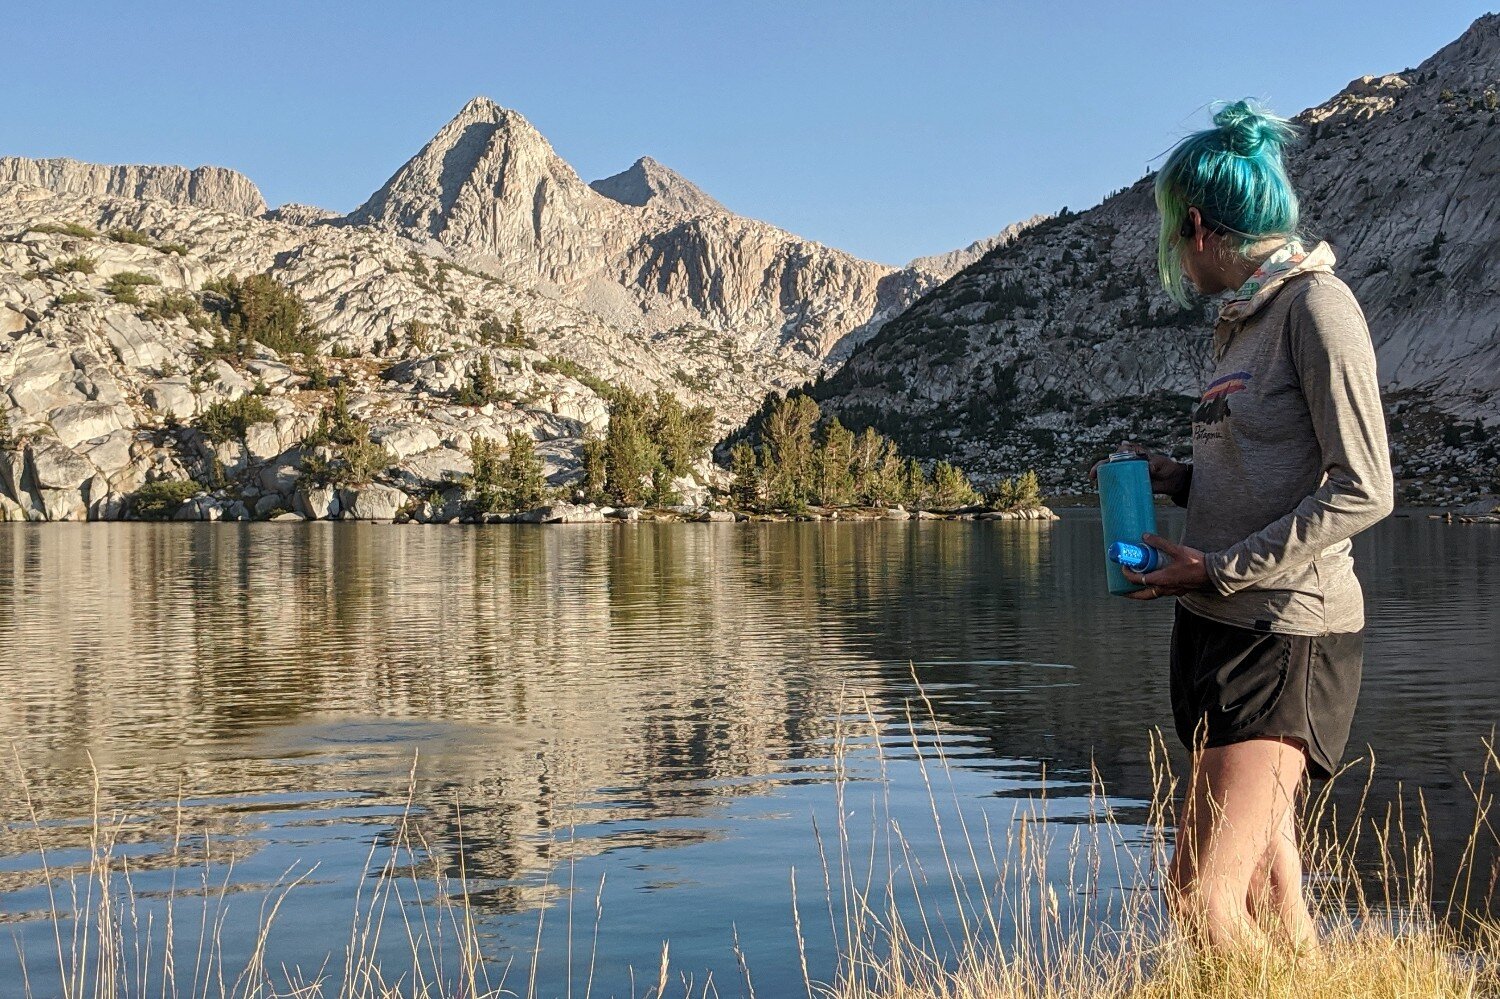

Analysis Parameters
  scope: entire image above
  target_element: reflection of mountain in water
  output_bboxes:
[1,517,1497,918]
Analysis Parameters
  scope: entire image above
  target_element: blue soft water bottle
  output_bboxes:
[1097,452,1158,596]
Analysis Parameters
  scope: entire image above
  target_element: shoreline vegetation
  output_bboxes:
[4,700,1497,998]
[4,370,1061,525]
[2,273,1492,525]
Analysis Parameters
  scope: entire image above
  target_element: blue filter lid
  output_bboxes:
[1107,541,1151,571]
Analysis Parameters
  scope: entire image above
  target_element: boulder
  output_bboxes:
[0,447,33,504]
[671,474,712,509]
[143,378,198,419]
[293,484,340,520]
[244,359,298,386]
[388,446,470,490]
[694,510,737,523]
[339,484,407,521]
[78,429,134,477]
[88,488,125,521]
[175,494,221,521]
[515,502,607,524]
[883,507,911,520]
[101,312,172,370]
[28,437,94,490]
[0,306,28,337]
[7,351,82,412]
[40,486,85,521]
[0,493,28,521]
[253,494,286,518]
[49,401,128,448]
[376,423,443,460]
[209,360,255,399]
[243,423,285,463]
[1458,497,1500,517]
[414,497,465,523]
[270,511,304,522]
[257,450,304,495]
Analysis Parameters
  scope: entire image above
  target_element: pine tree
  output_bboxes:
[763,394,820,509]
[603,388,658,506]
[502,431,546,510]
[874,441,906,506]
[580,435,608,504]
[654,387,699,474]
[931,460,980,509]
[1015,469,1043,509]
[991,477,1018,511]
[729,441,762,511]
[469,432,545,512]
[850,427,885,505]
[456,355,503,406]
[902,457,930,510]
[813,418,855,507]
[649,463,681,508]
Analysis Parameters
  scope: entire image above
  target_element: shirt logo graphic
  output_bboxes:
[1193,370,1251,425]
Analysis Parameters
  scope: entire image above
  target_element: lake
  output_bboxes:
[1,514,1496,996]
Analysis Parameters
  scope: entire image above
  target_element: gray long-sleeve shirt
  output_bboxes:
[1178,270,1394,636]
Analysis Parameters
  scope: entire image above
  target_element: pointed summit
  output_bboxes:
[347,96,591,240]
[590,156,726,217]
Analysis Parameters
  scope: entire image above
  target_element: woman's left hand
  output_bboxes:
[1123,533,1211,600]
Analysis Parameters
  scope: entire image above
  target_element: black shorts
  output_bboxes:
[1170,603,1363,780]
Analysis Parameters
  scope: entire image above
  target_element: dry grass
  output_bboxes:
[817,690,1499,999]
[4,694,1498,999]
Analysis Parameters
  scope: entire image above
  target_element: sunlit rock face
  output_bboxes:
[0,156,267,216]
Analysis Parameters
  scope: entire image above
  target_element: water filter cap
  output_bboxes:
[1107,451,1144,462]
[1107,541,1149,569]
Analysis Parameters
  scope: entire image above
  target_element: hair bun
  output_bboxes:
[1212,99,1297,158]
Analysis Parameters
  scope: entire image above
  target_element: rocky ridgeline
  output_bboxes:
[807,14,1500,506]
[346,97,1025,365]
[0,157,267,216]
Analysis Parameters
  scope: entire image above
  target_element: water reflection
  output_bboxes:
[0,516,1496,992]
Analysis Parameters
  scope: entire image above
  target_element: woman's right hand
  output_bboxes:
[1089,441,1191,496]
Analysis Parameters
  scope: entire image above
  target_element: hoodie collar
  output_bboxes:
[1218,240,1337,324]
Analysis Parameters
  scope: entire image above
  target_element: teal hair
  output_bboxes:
[1154,100,1301,305]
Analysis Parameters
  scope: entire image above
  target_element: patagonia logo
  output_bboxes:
[1193,370,1252,425]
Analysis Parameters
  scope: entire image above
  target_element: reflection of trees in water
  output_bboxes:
[0,525,867,915]
[1,518,1495,918]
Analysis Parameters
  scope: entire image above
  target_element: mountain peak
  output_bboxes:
[590,156,726,216]
[347,95,584,238]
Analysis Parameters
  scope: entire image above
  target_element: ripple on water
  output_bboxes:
[0,517,1495,993]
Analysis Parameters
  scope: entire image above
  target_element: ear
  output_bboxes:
[1187,207,1206,252]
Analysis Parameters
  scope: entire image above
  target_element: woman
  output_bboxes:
[1109,100,1394,951]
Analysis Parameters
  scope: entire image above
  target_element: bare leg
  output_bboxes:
[1247,781,1318,951]
[1168,738,1310,951]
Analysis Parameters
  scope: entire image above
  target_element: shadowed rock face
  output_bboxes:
[0,157,266,216]
[806,13,1500,502]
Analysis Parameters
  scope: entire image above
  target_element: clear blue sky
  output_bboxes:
[3,2,1489,264]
